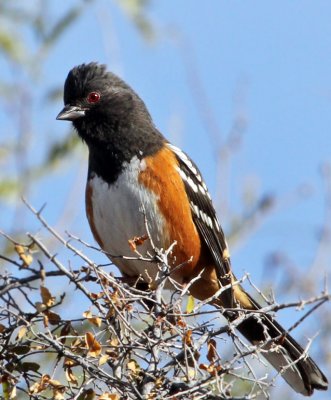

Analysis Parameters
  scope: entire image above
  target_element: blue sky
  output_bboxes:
[2,1,331,397]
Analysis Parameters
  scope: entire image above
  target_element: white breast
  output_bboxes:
[87,157,168,282]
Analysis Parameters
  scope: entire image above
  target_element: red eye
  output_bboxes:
[87,92,100,103]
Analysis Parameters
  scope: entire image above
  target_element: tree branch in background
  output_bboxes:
[0,204,328,399]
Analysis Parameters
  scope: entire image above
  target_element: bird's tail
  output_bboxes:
[231,291,328,396]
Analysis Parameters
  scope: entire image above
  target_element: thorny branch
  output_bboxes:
[0,202,329,400]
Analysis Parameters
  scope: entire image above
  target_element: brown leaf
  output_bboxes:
[35,301,46,313]
[127,359,141,379]
[48,378,63,388]
[99,354,110,366]
[90,292,104,300]
[29,374,50,394]
[98,394,120,400]
[14,244,33,268]
[60,323,71,345]
[199,363,222,376]
[105,337,119,359]
[183,330,193,346]
[85,332,102,357]
[83,310,102,327]
[207,339,217,363]
[127,360,138,373]
[12,345,30,355]
[43,313,49,328]
[154,377,164,388]
[53,384,66,400]
[9,384,16,399]
[71,337,85,353]
[65,367,78,385]
[78,389,95,400]
[21,362,40,372]
[128,234,149,252]
[40,286,55,307]
[17,326,27,340]
[45,310,61,325]
[63,357,77,368]
[0,324,6,333]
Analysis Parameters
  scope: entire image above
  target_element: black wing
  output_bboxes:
[167,144,232,288]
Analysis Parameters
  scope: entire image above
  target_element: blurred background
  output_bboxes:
[0,1,330,398]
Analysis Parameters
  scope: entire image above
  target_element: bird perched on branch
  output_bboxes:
[57,62,328,396]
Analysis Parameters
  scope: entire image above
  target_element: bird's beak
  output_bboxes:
[56,105,86,121]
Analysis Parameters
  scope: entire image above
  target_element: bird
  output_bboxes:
[57,62,328,396]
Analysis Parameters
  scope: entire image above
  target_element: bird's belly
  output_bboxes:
[86,170,169,282]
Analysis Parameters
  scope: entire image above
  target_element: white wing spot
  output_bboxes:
[198,184,206,195]
[207,216,213,229]
[167,143,199,178]
[190,202,200,217]
[177,166,187,181]
[177,166,199,193]
[195,173,202,183]
[187,177,198,193]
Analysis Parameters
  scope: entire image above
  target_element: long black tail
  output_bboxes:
[233,292,328,396]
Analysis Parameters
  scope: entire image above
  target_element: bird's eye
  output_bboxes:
[87,92,101,103]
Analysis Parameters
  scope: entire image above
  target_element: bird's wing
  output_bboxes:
[167,143,232,286]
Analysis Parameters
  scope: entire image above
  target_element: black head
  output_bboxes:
[56,62,154,144]
[57,63,164,183]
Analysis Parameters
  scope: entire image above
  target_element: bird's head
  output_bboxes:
[56,62,152,144]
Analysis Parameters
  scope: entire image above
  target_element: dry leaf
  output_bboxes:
[12,345,30,355]
[71,337,85,353]
[186,295,195,313]
[83,310,92,318]
[40,286,55,307]
[43,313,49,328]
[65,367,78,385]
[83,310,102,327]
[127,359,141,379]
[21,362,40,372]
[9,384,16,399]
[64,357,79,386]
[154,377,164,388]
[207,339,217,363]
[35,302,46,313]
[85,332,102,357]
[52,383,66,400]
[17,326,27,340]
[14,244,33,268]
[29,374,50,394]
[48,378,63,388]
[98,394,120,400]
[0,324,6,333]
[90,292,104,300]
[78,389,95,400]
[199,363,222,376]
[127,360,138,373]
[60,323,71,345]
[54,390,65,400]
[45,310,61,325]
[99,354,110,366]
[183,330,193,346]
[128,234,149,252]
[63,358,77,368]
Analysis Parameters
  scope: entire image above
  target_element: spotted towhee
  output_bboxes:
[57,63,327,396]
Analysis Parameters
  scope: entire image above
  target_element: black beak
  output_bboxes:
[56,105,86,121]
